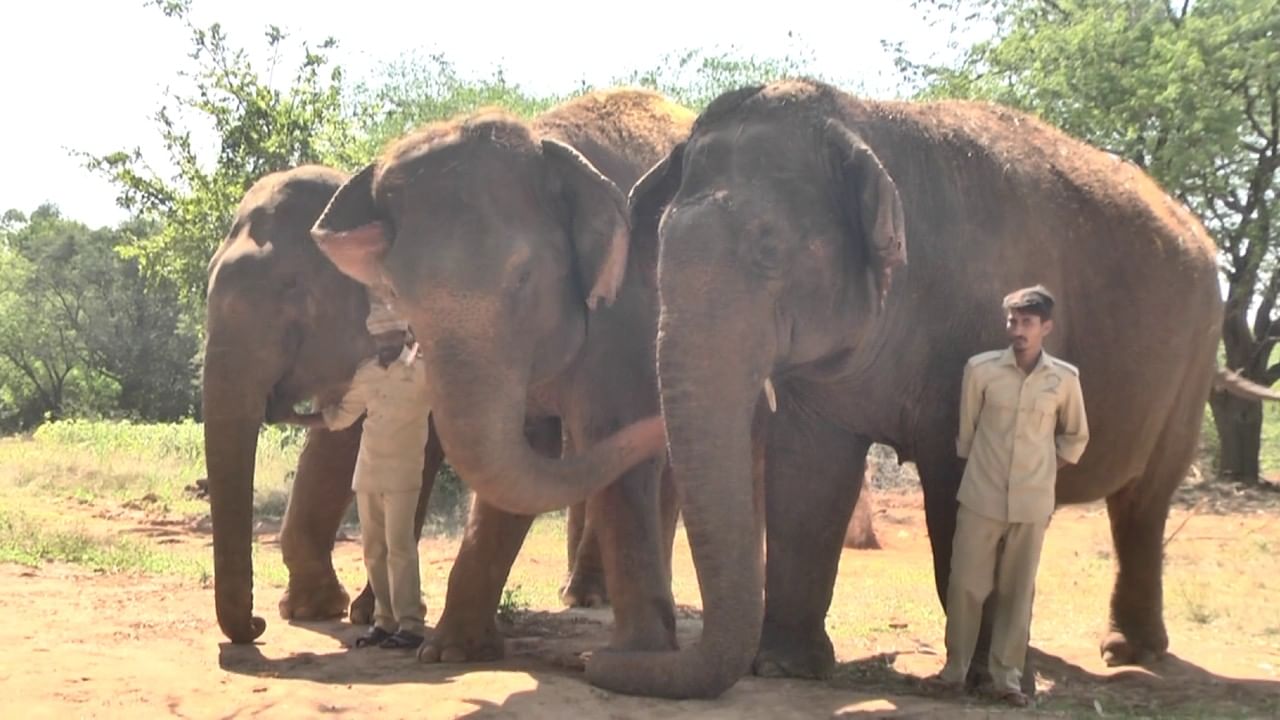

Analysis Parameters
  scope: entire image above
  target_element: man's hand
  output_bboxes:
[283,411,328,430]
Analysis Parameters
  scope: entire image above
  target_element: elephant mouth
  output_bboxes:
[264,384,301,424]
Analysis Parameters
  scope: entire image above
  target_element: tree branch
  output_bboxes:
[1254,269,1280,342]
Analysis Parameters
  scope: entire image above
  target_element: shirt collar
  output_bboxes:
[1000,346,1052,374]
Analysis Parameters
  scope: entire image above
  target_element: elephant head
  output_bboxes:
[595,82,906,697]
[203,165,376,644]
[309,113,663,516]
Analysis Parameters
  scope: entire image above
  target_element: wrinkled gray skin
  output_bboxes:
[605,78,1279,699]
[310,89,690,663]
[202,166,612,642]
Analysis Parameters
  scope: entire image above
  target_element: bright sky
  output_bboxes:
[1,0,967,229]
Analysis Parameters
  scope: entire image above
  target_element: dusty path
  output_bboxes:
[2,487,1278,718]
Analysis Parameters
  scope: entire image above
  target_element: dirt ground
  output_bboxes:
[2,482,1279,719]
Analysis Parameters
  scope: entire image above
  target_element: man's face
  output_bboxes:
[1006,309,1051,353]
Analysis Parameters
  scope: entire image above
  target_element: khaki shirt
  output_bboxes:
[955,347,1089,524]
[322,345,431,493]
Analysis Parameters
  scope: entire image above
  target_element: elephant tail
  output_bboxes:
[1213,366,1280,401]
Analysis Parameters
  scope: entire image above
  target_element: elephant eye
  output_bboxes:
[750,238,786,278]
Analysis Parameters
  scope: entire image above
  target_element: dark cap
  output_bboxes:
[1002,284,1055,314]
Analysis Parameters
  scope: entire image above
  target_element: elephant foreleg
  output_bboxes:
[754,398,870,679]
[417,417,556,664]
[350,416,444,625]
[277,424,361,621]
[588,456,676,652]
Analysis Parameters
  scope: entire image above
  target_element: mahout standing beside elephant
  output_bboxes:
[310,88,691,664]
[599,77,1280,699]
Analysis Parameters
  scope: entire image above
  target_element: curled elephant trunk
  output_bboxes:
[425,352,665,516]
[585,324,766,698]
[203,345,269,644]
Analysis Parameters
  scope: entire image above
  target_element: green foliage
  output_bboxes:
[496,583,531,624]
[83,0,353,307]
[616,44,821,111]
[0,206,197,430]
[332,53,563,169]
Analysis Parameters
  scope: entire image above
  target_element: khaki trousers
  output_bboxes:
[356,489,425,634]
[940,504,1048,692]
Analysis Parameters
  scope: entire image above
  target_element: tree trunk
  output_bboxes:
[1209,389,1263,484]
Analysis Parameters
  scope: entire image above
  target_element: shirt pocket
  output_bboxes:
[1033,395,1059,435]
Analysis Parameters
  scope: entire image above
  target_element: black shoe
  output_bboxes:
[353,626,394,648]
[379,629,425,650]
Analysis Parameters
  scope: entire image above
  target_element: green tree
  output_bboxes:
[617,44,821,110]
[333,52,563,170]
[83,0,353,308]
[0,206,198,431]
[899,0,1280,482]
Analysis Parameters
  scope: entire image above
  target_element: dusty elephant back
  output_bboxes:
[533,88,697,190]
[767,81,1223,500]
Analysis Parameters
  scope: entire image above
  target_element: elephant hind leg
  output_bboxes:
[560,502,609,608]
[1102,372,1206,667]
[1101,476,1174,666]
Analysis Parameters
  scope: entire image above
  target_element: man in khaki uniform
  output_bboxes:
[926,285,1089,707]
[280,291,432,650]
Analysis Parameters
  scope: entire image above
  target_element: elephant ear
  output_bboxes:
[627,142,686,289]
[310,163,393,292]
[540,139,629,310]
[825,120,907,312]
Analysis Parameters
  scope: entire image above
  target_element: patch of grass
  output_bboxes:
[496,583,532,624]
[1178,582,1220,626]
[0,509,210,581]
[0,420,304,522]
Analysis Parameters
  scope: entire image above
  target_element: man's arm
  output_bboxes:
[956,362,981,459]
[1055,375,1089,466]
[268,362,372,433]
[274,409,330,430]
[320,366,372,432]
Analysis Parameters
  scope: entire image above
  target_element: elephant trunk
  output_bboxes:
[203,343,269,644]
[585,304,766,698]
[424,349,664,516]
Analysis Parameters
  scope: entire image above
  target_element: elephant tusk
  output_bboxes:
[763,378,777,413]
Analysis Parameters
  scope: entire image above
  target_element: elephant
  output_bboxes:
[202,165,627,643]
[590,78,1280,699]
[309,88,692,663]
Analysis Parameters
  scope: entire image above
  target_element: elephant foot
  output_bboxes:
[418,617,504,664]
[349,583,375,626]
[1100,625,1168,667]
[559,570,609,608]
[752,627,835,680]
[278,576,350,621]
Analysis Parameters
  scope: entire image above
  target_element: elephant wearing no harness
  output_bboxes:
[310,89,690,665]
[606,77,1279,699]
[202,165,632,643]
